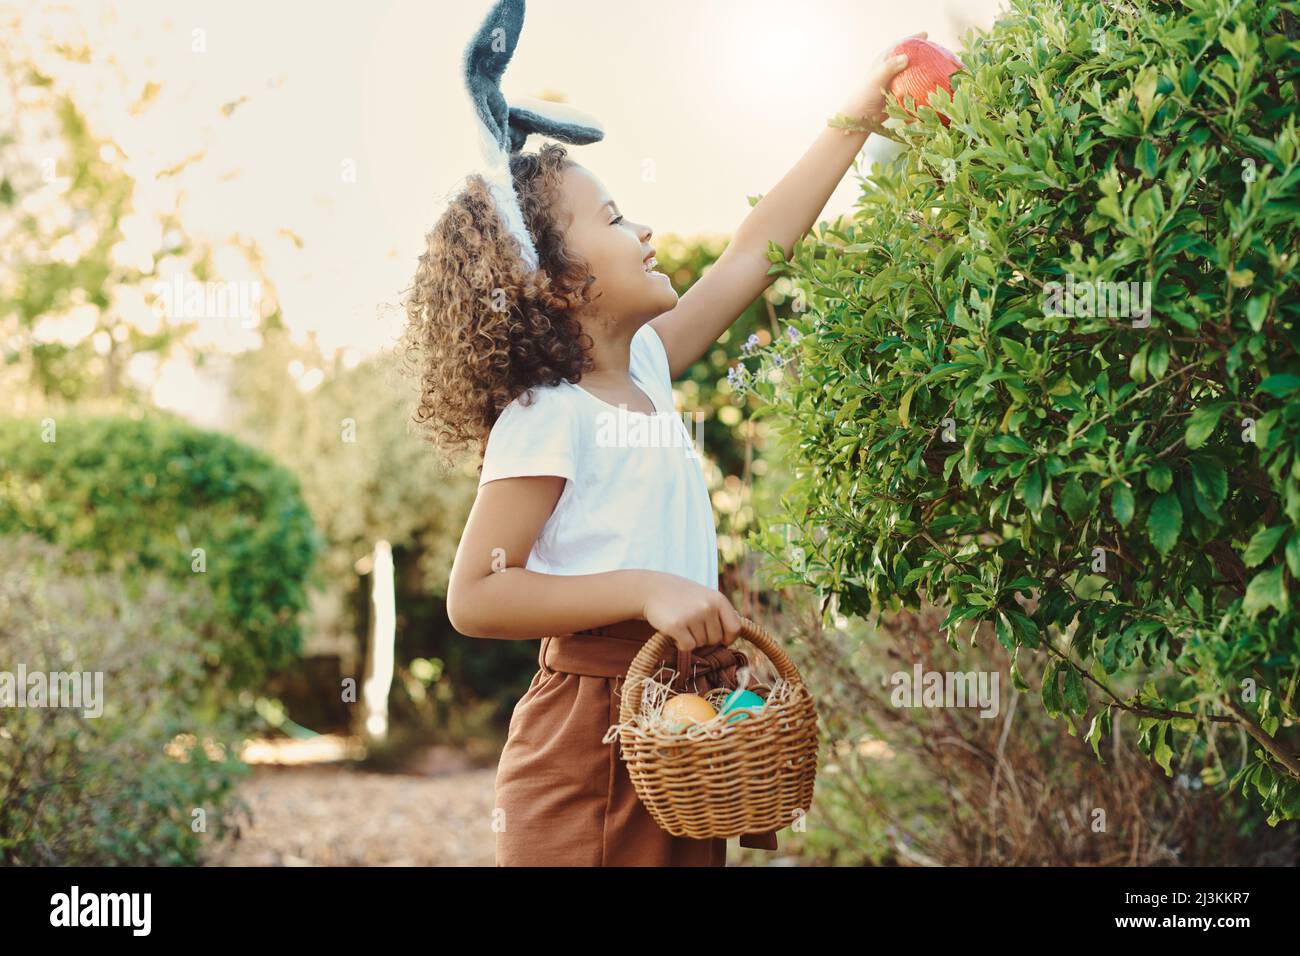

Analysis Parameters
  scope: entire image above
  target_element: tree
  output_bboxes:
[0,4,287,412]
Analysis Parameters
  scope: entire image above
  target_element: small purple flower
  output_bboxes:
[773,353,785,368]
[786,326,802,344]
[727,363,748,390]
[741,333,760,355]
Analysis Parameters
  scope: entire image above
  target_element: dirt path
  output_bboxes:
[202,750,499,867]
[201,738,802,866]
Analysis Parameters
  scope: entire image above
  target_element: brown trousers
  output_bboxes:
[494,622,780,866]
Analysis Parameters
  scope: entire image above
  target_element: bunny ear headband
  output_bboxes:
[463,0,604,272]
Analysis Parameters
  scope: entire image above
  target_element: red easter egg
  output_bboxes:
[887,38,964,126]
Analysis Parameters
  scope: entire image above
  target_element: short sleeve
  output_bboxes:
[478,385,580,487]
[632,322,672,393]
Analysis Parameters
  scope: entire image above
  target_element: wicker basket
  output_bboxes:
[612,616,819,841]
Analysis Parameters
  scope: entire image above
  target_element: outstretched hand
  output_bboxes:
[838,31,930,131]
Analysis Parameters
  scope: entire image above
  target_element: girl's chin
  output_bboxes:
[645,270,675,295]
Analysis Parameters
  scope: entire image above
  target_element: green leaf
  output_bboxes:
[1245,296,1270,333]
[1185,401,1230,449]
[1243,525,1288,568]
[933,243,960,283]
[1133,66,1160,124]
[1189,457,1228,507]
[1257,374,1300,398]
[1152,722,1174,776]
[995,611,1015,651]
[1023,465,1044,512]
[1243,565,1288,617]
[1008,655,1029,691]
[1286,534,1300,578]
[1146,491,1182,555]
[1062,664,1088,716]
[1148,339,1170,380]
[1146,463,1172,493]
[1085,710,1106,761]
[1041,661,1063,717]
[940,604,983,633]
[988,434,1033,455]
[1060,477,1090,523]
[898,384,916,428]
[1007,609,1040,648]
[1130,344,1149,383]
[1135,139,1159,178]
[1110,482,1135,527]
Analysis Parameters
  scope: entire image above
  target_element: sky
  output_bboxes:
[21,0,1006,366]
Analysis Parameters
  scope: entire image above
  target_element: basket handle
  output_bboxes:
[619,616,800,726]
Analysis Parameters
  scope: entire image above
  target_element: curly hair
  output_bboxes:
[400,142,597,472]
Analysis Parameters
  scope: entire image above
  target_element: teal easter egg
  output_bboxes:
[720,688,766,724]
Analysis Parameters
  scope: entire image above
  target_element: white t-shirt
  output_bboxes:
[477,322,719,591]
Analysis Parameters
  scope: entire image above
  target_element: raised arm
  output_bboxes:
[649,36,922,380]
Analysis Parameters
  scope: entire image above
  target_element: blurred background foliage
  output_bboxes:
[1,18,273,411]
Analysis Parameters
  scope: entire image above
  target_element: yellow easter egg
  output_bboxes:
[661,693,717,730]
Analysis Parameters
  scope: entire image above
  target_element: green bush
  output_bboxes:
[0,414,323,695]
[749,0,1300,822]
[0,535,250,865]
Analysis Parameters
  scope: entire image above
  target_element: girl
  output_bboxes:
[404,16,922,866]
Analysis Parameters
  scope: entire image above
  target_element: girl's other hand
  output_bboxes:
[640,573,743,653]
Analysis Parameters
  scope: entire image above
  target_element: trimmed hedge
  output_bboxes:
[0,415,323,695]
